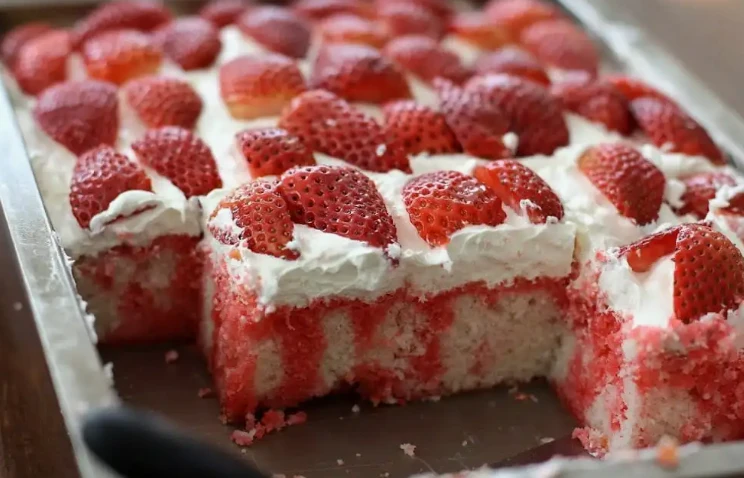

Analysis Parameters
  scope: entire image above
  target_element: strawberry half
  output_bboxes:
[199,0,252,27]
[577,143,665,225]
[33,80,119,156]
[403,170,506,246]
[551,77,633,135]
[448,12,513,50]
[474,159,564,223]
[154,17,222,71]
[603,74,674,104]
[318,14,389,49]
[1,22,52,67]
[485,0,562,36]
[378,2,444,40]
[630,98,725,165]
[310,43,411,104]
[124,76,203,129]
[12,30,71,96]
[382,100,460,156]
[70,145,153,229]
[82,29,163,85]
[278,89,411,173]
[236,127,316,178]
[434,78,511,160]
[474,47,550,87]
[131,126,222,197]
[465,73,569,156]
[676,172,738,219]
[383,35,472,86]
[72,1,171,49]
[376,0,453,20]
[292,0,373,20]
[237,6,311,59]
[209,179,299,260]
[278,165,398,249]
[520,20,599,75]
[619,223,744,323]
[219,54,307,120]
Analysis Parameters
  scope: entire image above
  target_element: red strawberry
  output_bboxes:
[319,14,389,49]
[551,77,633,135]
[676,172,738,219]
[13,30,71,96]
[278,165,398,249]
[603,74,674,104]
[619,223,744,323]
[236,127,316,178]
[292,0,374,20]
[81,29,162,85]
[577,143,665,225]
[278,89,410,173]
[310,43,411,104]
[520,20,599,75]
[33,80,119,156]
[474,159,564,223]
[219,54,307,120]
[72,1,171,48]
[1,22,52,67]
[237,6,312,59]
[383,35,472,86]
[70,145,152,229]
[199,0,252,27]
[630,97,725,165]
[382,100,460,155]
[209,179,299,260]
[376,0,453,20]
[378,3,444,40]
[403,170,506,246]
[124,76,203,129]
[485,0,562,36]
[448,13,513,50]
[465,73,569,156]
[131,126,222,197]
[154,17,222,70]
[474,47,550,87]
[434,78,511,160]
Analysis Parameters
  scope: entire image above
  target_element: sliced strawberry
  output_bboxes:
[465,73,569,156]
[219,54,307,120]
[154,17,222,70]
[278,165,398,249]
[520,20,599,75]
[33,80,119,156]
[620,223,744,323]
[237,6,311,59]
[199,0,252,27]
[236,127,316,178]
[434,78,511,160]
[310,43,411,104]
[12,30,71,96]
[603,74,674,104]
[474,159,563,223]
[578,143,665,225]
[485,0,562,36]
[378,3,444,40]
[403,170,506,246]
[551,77,633,135]
[676,172,737,219]
[278,89,410,172]
[1,22,52,67]
[376,0,453,20]
[383,35,472,86]
[319,14,389,49]
[124,76,203,129]
[82,29,162,85]
[209,179,299,260]
[292,0,373,20]
[131,126,222,197]
[72,1,171,48]
[630,97,725,165]
[382,100,460,156]
[448,12,513,50]
[474,47,550,87]
[70,145,152,229]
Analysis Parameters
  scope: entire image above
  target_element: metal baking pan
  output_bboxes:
[3,1,744,477]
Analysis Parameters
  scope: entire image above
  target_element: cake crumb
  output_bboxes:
[231,429,256,447]
[351,404,361,414]
[12,302,23,311]
[380,473,389,477]
[656,436,679,469]
[356,453,361,457]
[197,387,214,398]
[229,249,242,260]
[287,411,307,426]
[164,350,179,363]
[400,443,416,457]
[337,459,344,465]
[540,437,555,444]
[461,440,468,447]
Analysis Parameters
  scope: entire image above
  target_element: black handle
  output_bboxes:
[82,406,270,478]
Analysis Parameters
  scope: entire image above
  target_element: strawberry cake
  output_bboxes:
[4,0,744,460]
